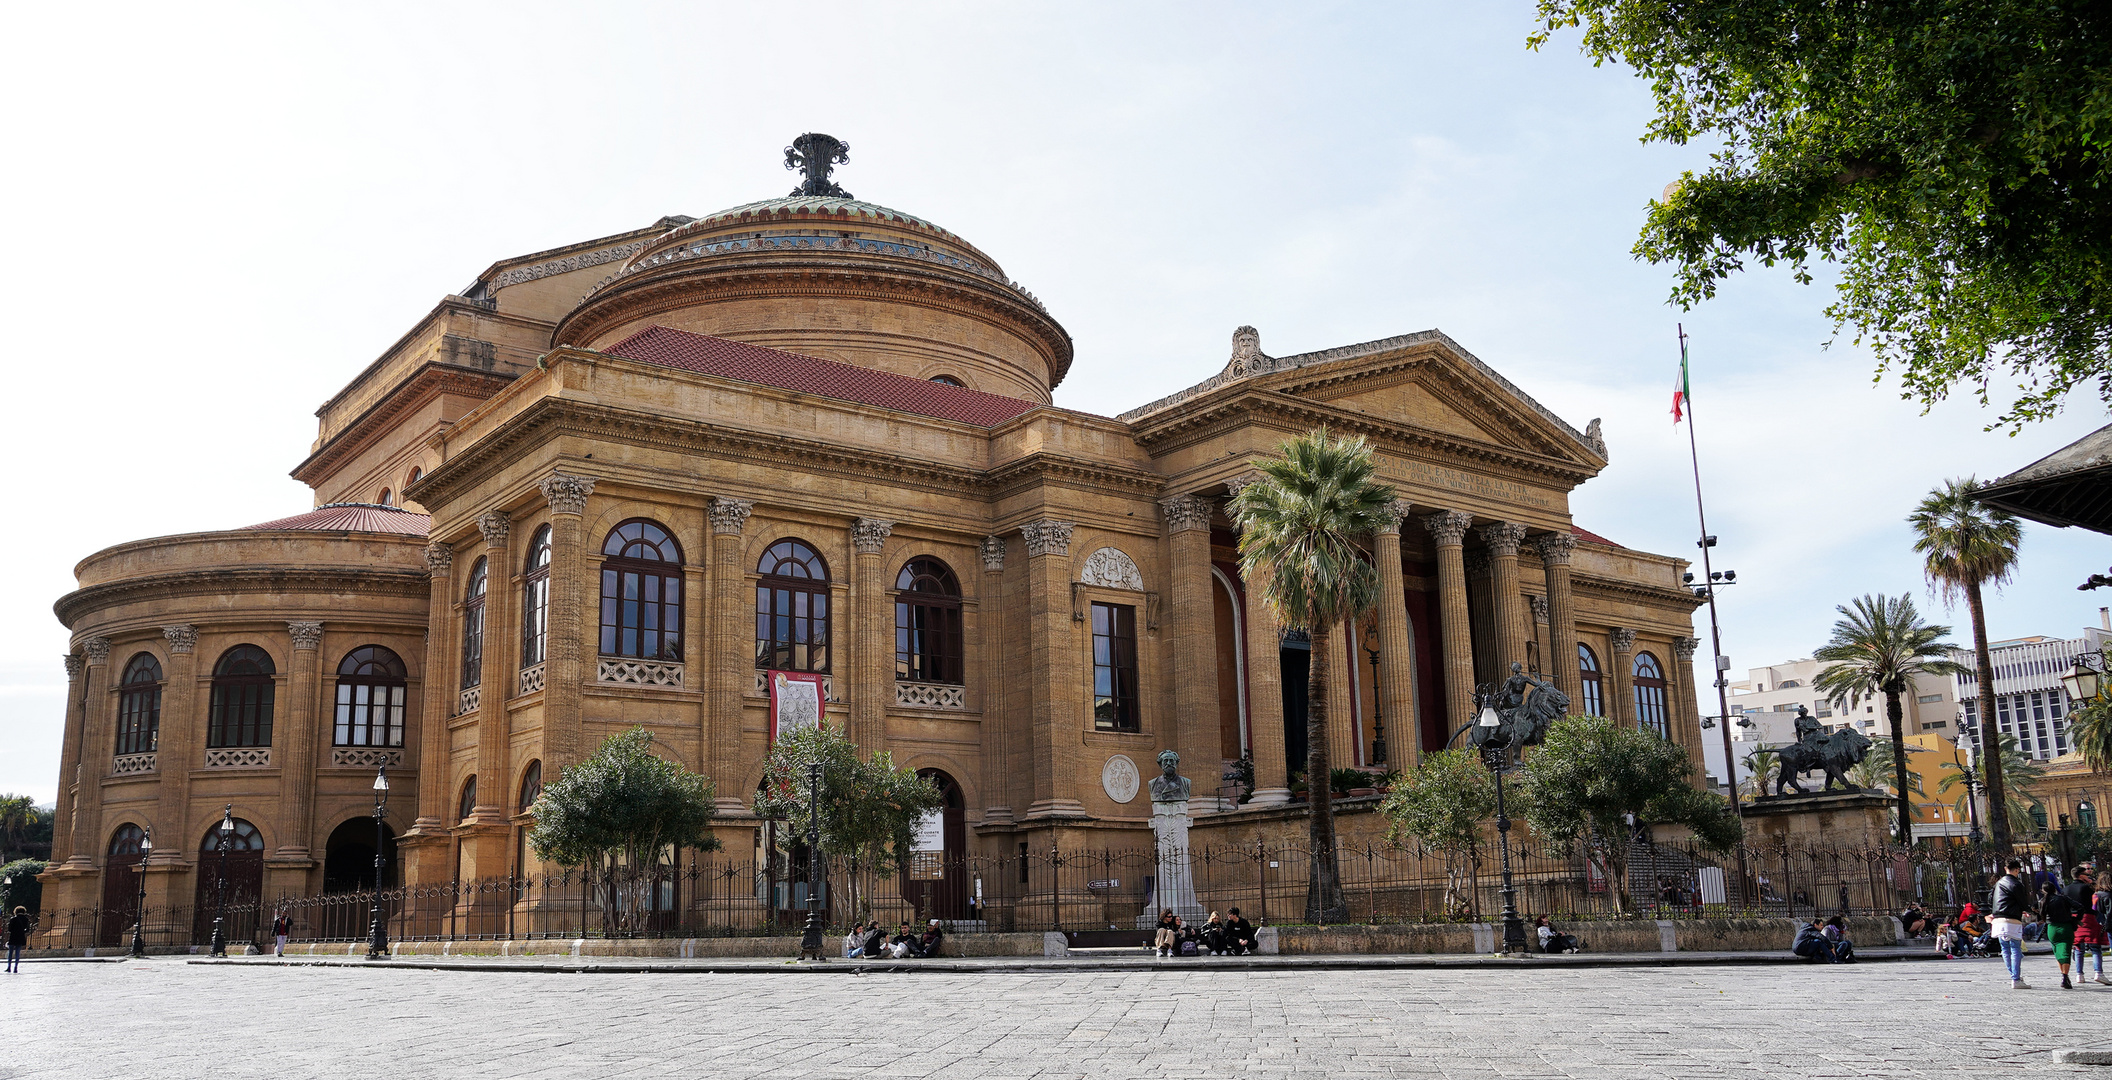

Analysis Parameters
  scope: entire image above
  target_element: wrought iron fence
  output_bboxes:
[24,838,2025,949]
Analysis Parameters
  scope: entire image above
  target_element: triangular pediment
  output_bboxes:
[1293,367,1533,451]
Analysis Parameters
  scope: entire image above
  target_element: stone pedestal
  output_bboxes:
[1146,797,1203,923]
[1741,790,1893,847]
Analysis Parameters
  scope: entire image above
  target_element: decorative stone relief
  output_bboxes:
[1583,418,1608,460]
[288,622,324,650]
[84,637,110,664]
[478,512,511,547]
[1078,547,1144,590]
[1021,520,1075,558]
[979,535,1006,573]
[1528,595,1550,623]
[1159,494,1212,534]
[163,625,197,654]
[1224,326,1273,379]
[1610,627,1638,653]
[1674,636,1701,661]
[851,518,895,555]
[1477,522,1528,557]
[332,748,403,769]
[1224,472,1262,496]
[709,497,754,535]
[1102,754,1142,804]
[458,686,481,715]
[204,748,271,769]
[598,659,684,688]
[895,682,966,709]
[538,473,597,515]
[111,753,157,776]
[424,542,454,573]
[1533,532,1577,566]
[1423,510,1474,546]
[64,654,83,680]
[519,663,546,696]
[490,240,649,288]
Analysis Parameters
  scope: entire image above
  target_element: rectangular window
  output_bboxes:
[1917,694,1944,704]
[1091,602,1139,732]
[207,681,275,749]
[521,573,549,668]
[895,599,964,684]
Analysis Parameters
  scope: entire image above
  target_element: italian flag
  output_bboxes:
[1671,337,1690,423]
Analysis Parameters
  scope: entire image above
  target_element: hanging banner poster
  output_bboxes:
[769,670,825,742]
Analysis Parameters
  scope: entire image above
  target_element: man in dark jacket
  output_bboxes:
[1991,858,2035,989]
[1224,908,1258,955]
[1792,919,1839,963]
[5,906,29,973]
[2048,869,2096,989]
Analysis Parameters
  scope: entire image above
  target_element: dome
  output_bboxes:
[242,502,431,536]
[553,153,1072,400]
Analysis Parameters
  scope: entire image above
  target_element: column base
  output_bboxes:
[714,797,753,815]
[1022,799,1089,820]
[1246,787,1292,808]
[981,805,1016,826]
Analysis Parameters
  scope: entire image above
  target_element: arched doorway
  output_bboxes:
[99,824,147,947]
[902,769,968,922]
[192,818,265,945]
[323,817,398,893]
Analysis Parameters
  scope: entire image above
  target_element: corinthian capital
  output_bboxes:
[1477,522,1528,558]
[980,535,1006,573]
[1020,520,1075,558]
[1159,494,1213,534]
[538,473,596,516]
[1532,531,1578,566]
[288,622,324,651]
[424,542,454,574]
[163,625,198,654]
[1422,510,1474,547]
[478,512,511,547]
[64,653,84,681]
[852,518,895,555]
[83,637,111,665]
[1609,627,1638,653]
[709,497,754,535]
[1373,499,1412,535]
[1674,636,1701,661]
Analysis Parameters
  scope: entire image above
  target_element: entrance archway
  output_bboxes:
[902,769,968,922]
[99,824,147,947]
[322,818,398,893]
[192,818,266,944]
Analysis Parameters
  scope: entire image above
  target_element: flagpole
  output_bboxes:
[1678,324,1750,902]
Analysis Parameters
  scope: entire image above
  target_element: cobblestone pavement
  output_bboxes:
[0,956,2100,1078]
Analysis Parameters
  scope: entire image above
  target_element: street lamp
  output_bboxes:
[210,804,233,958]
[367,764,390,960]
[1952,733,1985,845]
[130,829,152,959]
[797,759,827,961]
[2062,656,2104,703]
[1475,699,1529,955]
[1363,630,1388,767]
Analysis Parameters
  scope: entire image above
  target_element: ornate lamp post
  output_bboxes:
[210,804,233,958]
[797,759,827,961]
[1363,630,1388,767]
[1475,698,1529,955]
[130,829,152,959]
[366,765,390,960]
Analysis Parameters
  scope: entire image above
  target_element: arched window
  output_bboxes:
[334,646,408,748]
[600,520,683,661]
[518,761,543,814]
[460,557,487,691]
[116,653,162,756]
[895,557,963,685]
[755,539,830,673]
[928,374,966,388]
[406,466,422,488]
[1634,651,1669,738]
[521,526,552,669]
[208,645,276,749]
[198,818,264,853]
[459,777,479,823]
[109,823,146,856]
[378,489,393,507]
[1577,644,1604,718]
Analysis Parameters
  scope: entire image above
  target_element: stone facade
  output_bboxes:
[37,174,1706,945]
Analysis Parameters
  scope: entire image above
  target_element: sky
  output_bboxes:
[1,2,2105,804]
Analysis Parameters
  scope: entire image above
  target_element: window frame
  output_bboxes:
[459,776,479,823]
[894,556,964,685]
[333,645,408,749]
[207,644,276,749]
[1633,651,1670,738]
[1091,601,1140,732]
[521,526,552,669]
[1577,643,1605,719]
[599,519,684,662]
[115,653,163,756]
[460,556,488,690]
[754,539,832,674]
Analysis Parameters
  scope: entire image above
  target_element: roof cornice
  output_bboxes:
[56,566,430,630]
[292,362,517,486]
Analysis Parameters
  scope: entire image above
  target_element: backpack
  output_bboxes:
[1179,939,1199,956]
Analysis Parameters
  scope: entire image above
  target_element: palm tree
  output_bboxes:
[1813,594,1964,846]
[2065,644,2112,775]
[1910,477,2023,852]
[1938,732,2046,837]
[1230,428,1396,923]
[0,794,36,862]
[1739,748,1781,799]
[1850,736,1925,798]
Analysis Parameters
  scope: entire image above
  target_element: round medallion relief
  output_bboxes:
[1101,754,1141,804]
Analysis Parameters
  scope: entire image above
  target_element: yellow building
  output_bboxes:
[38,137,1706,946]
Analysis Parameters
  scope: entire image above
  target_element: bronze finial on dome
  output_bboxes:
[785,133,851,198]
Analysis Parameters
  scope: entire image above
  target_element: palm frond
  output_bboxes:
[1229,428,1397,630]
[1908,476,2022,610]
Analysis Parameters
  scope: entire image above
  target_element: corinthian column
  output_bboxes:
[148,626,198,867]
[1609,627,1638,728]
[1161,493,1221,810]
[1478,523,1529,680]
[1533,532,1579,693]
[851,518,895,752]
[1020,520,1085,819]
[1370,501,1418,770]
[411,543,454,838]
[708,497,753,812]
[1424,511,1476,735]
[50,654,85,869]
[978,536,1013,825]
[60,639,111,871]
[538,475,596,772]
[277,621,324,862]
[471,512,513,825]
[1673,636,1705,772]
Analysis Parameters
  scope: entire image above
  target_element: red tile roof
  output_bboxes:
[1572,525,1619,547]
[600,326,1041,428]
[243,503,431,536]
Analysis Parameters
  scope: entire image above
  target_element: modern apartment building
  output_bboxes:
[1955,611,2112,762]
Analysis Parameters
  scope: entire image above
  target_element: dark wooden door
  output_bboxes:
[100,855,143,947]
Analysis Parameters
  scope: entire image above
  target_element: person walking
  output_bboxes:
[1992,858,2037,989]
[2069,868,2110,986]
[5,906,28,972]
[272,910,291,958]
[2048,870,2089,989]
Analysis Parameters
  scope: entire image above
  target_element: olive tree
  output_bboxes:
[1377,749,1496,918]
[528,727,719,936]
[752,724,945,922]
